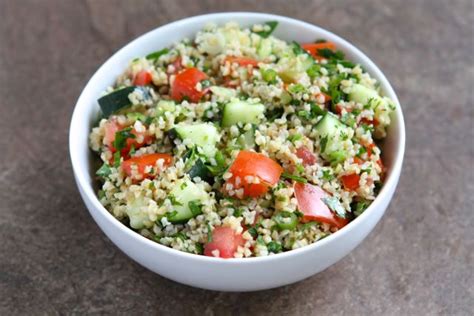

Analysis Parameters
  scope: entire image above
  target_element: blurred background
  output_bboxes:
[0,0,472,315]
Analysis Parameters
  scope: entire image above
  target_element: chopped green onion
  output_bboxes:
[273,211,298,230]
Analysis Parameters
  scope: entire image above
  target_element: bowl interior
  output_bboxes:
[69,12,405,261]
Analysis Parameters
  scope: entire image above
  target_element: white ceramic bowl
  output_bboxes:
[69,12,405,291]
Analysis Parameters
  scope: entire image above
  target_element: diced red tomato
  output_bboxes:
[222,76,240,88]
[226,151,283,198]
[122,153,173,179]
[360,117,379,126]
[204,226,245,258]
[224,56,260,67]
[104,119,121,148]
[354,157,364,165]
[365,143,376,158]
[133,70,152,86]
[171,67,208,103]
[296,146,317,166]
[294,182,348,229]
[341,173,360,191]
[103,119,153,156]
[377,158,384,170]
[301,42,337,60]
[316,92,332,103]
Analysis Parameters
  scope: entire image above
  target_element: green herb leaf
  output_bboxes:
[311,102,327,116]
[172,232,187,241]
[320,135,328,153]
[254,21,278,38]
[113,151,121,167]
[96,163,111,178]
[113,127,135,152]
[288,83,306,94]
[188,200,203,217]
[261,68,278,83]
[288,133,303,143]
[233,208,244,217]
[322,196,346,218]
[248,227,258,238]
[291,41,307,56]
[321,169,334,181]
[267,241,283,253]
[281,172,307,183]
[207,224,213,242]
[317,48,345,60]
[168,194,183,206]
[195,242,204,254]
[307,63,321,80]
[353,200,369,217]
[146,48,169,60]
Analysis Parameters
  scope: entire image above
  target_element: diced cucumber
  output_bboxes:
[277,54,313,83]
[238,127,256,149]
[98,86,136,117]
[210,86,237,102]
[126,195,153,229]
[167,179,210,223]
[222,99,265,127]
[348,84,385,108]
[173,123,219,157]
[156,100,176,113]
[314,112,350,161]
[258,38,273,58]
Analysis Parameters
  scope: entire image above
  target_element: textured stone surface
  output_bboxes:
[0,0,472,315]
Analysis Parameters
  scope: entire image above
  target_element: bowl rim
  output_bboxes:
[69,11,405,264]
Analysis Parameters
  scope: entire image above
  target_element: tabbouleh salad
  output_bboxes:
[89,21,395,258]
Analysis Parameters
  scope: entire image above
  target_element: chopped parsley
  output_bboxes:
[207,223,213,242]
[288,83,306,94]
[248,227,258,238]
[113,128,135,152]
[233,208,244,217]
[172,232,187,241]
[320,135,329,153]
[96,163,111,178]
[188,200,203,217]
[146,48,169,60]
[321,169,334,181]
[288,133,303,143]
[254,21,278,38]
[267,241,283,253]
[168,194,183,206]
[113,151,121,167]
[195,242,204,254]
[353,200,369,217]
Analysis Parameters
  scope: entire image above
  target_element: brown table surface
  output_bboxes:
[1,0,472,315]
